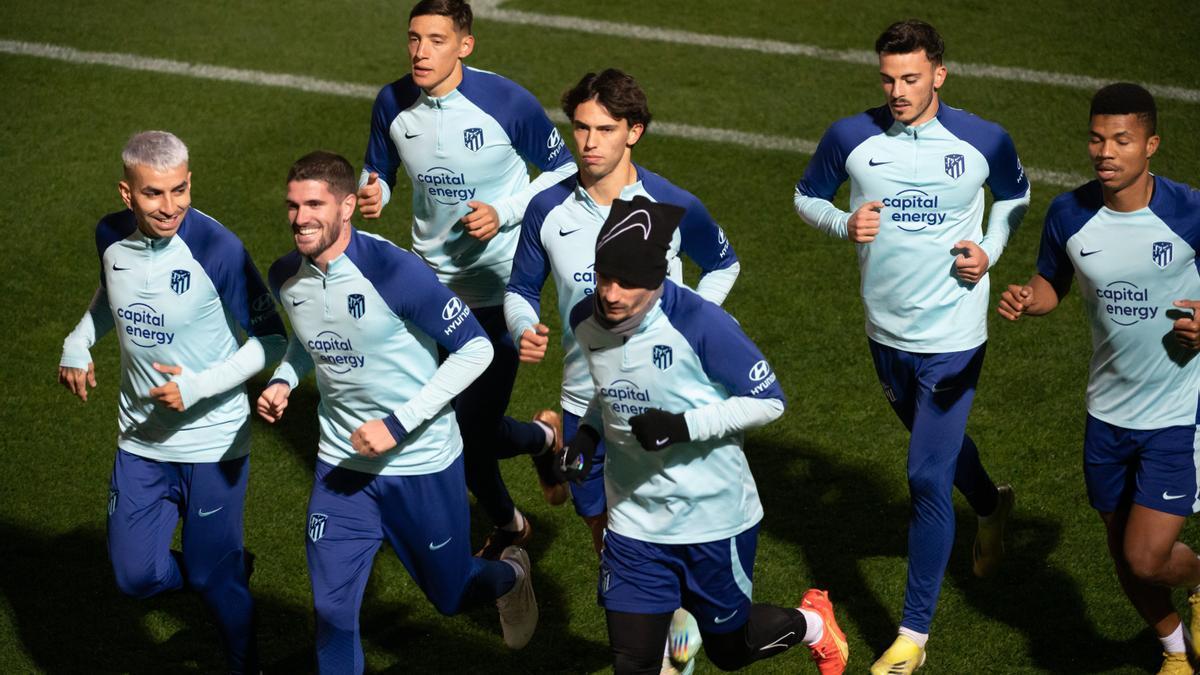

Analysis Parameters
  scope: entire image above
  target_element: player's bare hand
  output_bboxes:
[149,362,185,411]
[58,361,97,402]
[848,201,883,243]
[1172,299,1200,350]
[256,382,292,423]
[519,324,550,363]
[953,240,990,284]
[997,284,1033,321]
[462,201,500,241]
[357,172,382,219]
[351,419,397,457]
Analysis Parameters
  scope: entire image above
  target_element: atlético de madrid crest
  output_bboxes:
[464,127,484,152]
[944,154,965,180]
[1152,241,1173,269]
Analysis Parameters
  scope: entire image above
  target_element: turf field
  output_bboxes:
[2,1,1199,672]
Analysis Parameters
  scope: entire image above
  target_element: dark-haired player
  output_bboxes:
[560,196,846,675]
[998,83,1200,675]
[792,20,1030,672]
[504,69,739,555]
[260,151,538,672]
[356,0,578,559]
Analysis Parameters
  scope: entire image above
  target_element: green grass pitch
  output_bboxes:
[1,1,1199,672]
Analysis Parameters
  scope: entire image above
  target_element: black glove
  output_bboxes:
[629,408,690,451]
[555,424,601,484]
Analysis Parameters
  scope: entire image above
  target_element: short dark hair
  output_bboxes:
[561,69,652,131]
[287,151,357,198]
[1090,82,1157,135]
[409,0,472,34]
[875,19,945,64]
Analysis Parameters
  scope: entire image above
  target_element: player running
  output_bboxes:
[356,0,578,558]
[556,196,847,675]
[792,19,1030,672]
[258,151,537,673]
[57,130,286,674]
[504,68,739,555]
[998,83,1200,675]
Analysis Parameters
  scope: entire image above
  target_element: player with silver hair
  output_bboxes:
[58,130,286,673]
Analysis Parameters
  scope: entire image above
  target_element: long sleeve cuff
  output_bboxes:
[979,190,1031,269]
[684,396,785,442]
[503,291,540,344]
[391,336,493,432]
[794,188,851,240]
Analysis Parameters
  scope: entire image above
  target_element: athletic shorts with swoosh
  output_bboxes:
[599,524,759,635]
[1083,411,1200,516]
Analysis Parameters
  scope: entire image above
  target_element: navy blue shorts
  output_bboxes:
[598,525,759,634]
[1084,414,1200,516]
[564,410,607,518]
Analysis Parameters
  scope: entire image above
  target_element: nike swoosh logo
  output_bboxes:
[868,159,894,167]
[404,132,422,139]
[112,264,130,271]
[656,437,670,447]
[558,227,582,237]
[1079,249,1102,257]
[931,383,955,393]
[1163,492,1187,500]
[758,630,795,652]
[589,345,606,352]
[713,610,738,625]
[429,537,452,550]
[292,298,308,306]
[198,507,223,517]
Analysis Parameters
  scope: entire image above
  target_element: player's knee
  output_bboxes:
[1124,546,1170,583]
[427,586,465,617]
[700,629,751,672]
[611,650,661,675]
[112,562,169,599]
[313,593,358,632]
[185,549,246,594]
[906,468,949,500]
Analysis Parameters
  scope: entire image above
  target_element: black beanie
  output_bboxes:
[594,195,685,289]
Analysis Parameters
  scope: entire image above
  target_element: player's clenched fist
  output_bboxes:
[351,419,397,457]
[1172,299,1200,350]
[519,324,550,363]
[357,172,382,219]
[997,284,1033,321]
[953,240,990,284]
[462,201,500,241]
[256,382,292,423]
[848,200,883,243]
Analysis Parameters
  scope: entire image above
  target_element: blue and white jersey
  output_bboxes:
[269,228,491,476]
[1037,177,1200,429]
[363,66,576,307]
[505,166,739,415]
[60,208,287,462]
[570,281,785,544]
[795,103,1031,352]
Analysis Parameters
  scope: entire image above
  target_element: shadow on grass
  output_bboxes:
[750,439,1152,673]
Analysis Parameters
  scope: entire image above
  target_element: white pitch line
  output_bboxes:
[0,39,1087,187]
[472,0,1200,105]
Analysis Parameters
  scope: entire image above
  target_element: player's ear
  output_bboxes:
[1145,133,1161,159]
[458,33,475,59]
[341,191,357,221]
[933,64,947,91]
[627,123,645,147]
[118,179,133,209]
